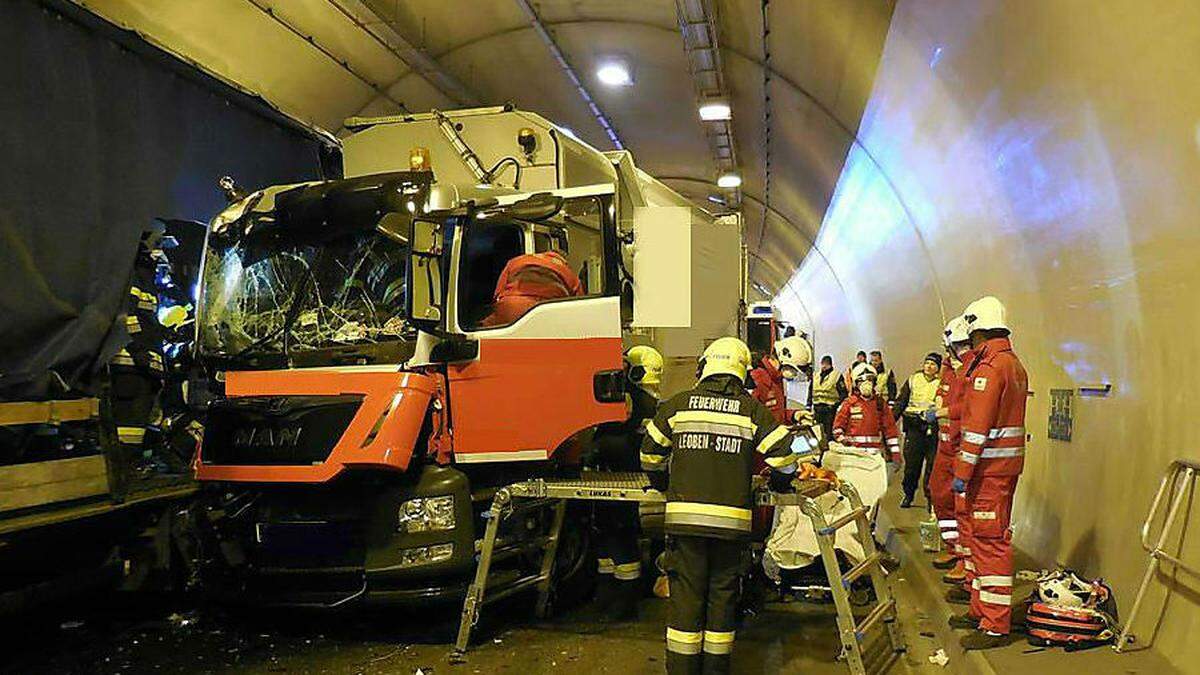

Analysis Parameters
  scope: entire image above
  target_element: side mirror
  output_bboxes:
[406,217,445,329]
[429,337,479,364]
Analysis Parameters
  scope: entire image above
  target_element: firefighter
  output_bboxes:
[931,318,974,591]
[640,337,798,675]
[590,345,663,622]
[108,228,170,499]
[810,356,846,441]
[948,296,1029,650]
[832,363,901,464]
[869,350,898,404]
[892,352,943,508]
[478,251,583,327]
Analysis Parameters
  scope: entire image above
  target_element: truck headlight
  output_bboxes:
[398,495,456,533]
[398,543,455,568]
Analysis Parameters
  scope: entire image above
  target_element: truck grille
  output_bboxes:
[202,395,363,466]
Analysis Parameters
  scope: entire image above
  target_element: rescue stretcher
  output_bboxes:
[452,471,905,675]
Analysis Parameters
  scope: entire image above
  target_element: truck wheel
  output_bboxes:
[548,505,596,611]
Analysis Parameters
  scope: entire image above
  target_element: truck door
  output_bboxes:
[446,189,625,464]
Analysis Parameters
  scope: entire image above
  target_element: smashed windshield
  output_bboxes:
[198,229,410,359]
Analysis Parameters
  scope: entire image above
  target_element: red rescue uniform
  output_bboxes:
[749,357,787,424]
[832,393,901,461]
[929,352,973,558]
[480,251,582,328]
[956,337,1028,634]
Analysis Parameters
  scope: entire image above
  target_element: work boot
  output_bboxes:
[580,575,616,622]
[947,613,980,629]
[931,552,956,569]
[960,630,1014,650]
[942,560,966,584]
[602,579,640,624]
[945,587,971,605]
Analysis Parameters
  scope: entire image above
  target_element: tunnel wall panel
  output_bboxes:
[777,1,1200,666]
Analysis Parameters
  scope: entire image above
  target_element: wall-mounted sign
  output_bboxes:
[1049,389,1073,441]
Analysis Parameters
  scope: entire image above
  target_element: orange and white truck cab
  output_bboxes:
[189,107,742,605]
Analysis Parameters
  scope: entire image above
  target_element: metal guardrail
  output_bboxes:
[1114,458,1199,653]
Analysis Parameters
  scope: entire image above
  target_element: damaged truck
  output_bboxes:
[191,106,744,606]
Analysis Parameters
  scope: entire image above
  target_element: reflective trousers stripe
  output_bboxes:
[702,630,735,655]
[941,531,959,540]
[962,430,987,445]
[959,451,979,465]
[597,558,615,574]
[938,519,958,528]
[976,575,1012,587]
[613,562,641,580]
[980,446,1024,459]
[978,590,1011,606]
[667,628,703,655]
[117,426,146,443]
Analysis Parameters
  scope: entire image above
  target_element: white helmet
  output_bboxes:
[851,362,877,384]
[774,336,813,381]
[699,337,752,381]
[943,315,971,347]
[962,296,1008,333]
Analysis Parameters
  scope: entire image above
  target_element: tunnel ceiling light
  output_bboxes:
[698,101,732,121]
[596,61,633,87]
[717,172,742,189]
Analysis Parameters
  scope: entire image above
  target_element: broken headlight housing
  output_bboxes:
[397,495,456,533]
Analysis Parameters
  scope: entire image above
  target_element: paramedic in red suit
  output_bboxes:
[948,296,1029,651]
[747,336,813,533]
[832,363,901,463]
[929,317,974,585]
[479,251,583,328]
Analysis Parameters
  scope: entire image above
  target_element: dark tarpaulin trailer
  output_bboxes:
[0,0,342,401]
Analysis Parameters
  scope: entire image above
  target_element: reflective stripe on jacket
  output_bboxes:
[640,374,796,539]
[832,393,901,461]
[955,337,1029,481]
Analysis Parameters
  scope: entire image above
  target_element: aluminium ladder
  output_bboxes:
[453,472,905,674]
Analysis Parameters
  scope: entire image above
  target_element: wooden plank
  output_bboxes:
[0,484,197,536]
[0,456,109,512]
[0,399,99,426]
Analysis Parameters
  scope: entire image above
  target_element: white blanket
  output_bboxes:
[763,445,889,579]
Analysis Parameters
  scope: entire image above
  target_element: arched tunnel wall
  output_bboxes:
[775,1,1200,666]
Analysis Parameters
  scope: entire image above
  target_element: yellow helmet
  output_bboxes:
[699,337,752,381]
[625,345,664,386]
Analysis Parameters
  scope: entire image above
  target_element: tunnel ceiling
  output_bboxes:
[84,0,895,296]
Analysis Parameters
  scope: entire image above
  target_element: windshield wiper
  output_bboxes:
[228,250,324,362]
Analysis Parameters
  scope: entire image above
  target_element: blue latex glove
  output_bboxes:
[951,478,967,494]
[924,408,938,424]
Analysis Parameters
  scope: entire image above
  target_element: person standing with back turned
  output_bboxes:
[948,296,1029,650]
[640,337,799,675]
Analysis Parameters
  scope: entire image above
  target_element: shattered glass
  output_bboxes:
[198,229,410,358]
